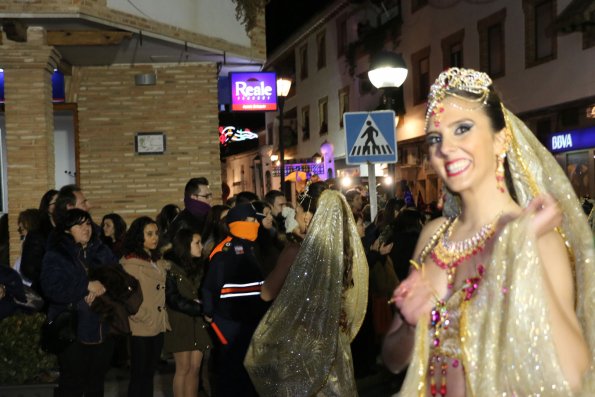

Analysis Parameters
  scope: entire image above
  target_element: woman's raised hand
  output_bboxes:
[392,269,436,326]
[525,193,562,238]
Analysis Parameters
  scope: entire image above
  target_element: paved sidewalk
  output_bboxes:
[103,360,404,397]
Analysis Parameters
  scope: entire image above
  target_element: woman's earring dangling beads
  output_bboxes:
[496,152,506,193]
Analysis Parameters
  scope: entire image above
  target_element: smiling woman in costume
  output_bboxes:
[382,68,594,396]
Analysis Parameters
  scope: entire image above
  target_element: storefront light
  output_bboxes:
[341,176,352,188]
[384,175,393,185]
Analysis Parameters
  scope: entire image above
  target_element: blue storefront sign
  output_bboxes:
[548,126,595,153]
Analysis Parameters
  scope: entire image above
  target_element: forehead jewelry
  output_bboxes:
[425,68,493,131]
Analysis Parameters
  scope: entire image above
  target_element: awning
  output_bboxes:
[554,0,595,33]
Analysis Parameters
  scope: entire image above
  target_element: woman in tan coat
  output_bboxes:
[121,216,170,397]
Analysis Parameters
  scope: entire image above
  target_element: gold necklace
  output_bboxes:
[429,217,496,289]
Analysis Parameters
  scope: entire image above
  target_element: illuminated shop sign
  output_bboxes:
[230,72,277,112]
[548,126,595,152]
[219,126,258,146]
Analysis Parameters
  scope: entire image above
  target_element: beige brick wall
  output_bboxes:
[74,63,221,226]
[0,36,60,263]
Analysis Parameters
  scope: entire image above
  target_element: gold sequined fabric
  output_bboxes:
[244,190,368,396]
[401,109,595,396]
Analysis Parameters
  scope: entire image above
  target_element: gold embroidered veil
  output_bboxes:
[401,69,595,396]
[244,189,368,396]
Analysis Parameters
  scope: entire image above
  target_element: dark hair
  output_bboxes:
[236,191,259,205]
[297,182,328,214]
[123,216,160,261]
[344,189,362,206]
[54,184,83,225]
[165,228,203,278]
[156,204,180,237]
[378,198,403,230]
[392,208,424,235]
[264,190,285,206]
[446,87,516,199]
[184,177,209,197]
[101,213,127,242]
[202,204,230,246]
[251,200,271,221]
[17,209,42,234]
[222,182,231,203]
[39,189,59,213]
[57,208,92,233]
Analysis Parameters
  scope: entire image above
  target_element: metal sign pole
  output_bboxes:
[368,162,377,222]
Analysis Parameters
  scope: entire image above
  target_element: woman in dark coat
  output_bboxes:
[164,228,212,397]
[40,209,117,397]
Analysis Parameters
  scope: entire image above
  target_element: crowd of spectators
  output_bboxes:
[0,177,438,396]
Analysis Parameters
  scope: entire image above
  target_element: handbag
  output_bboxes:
[40,304,77,354]
[14,285,45,312]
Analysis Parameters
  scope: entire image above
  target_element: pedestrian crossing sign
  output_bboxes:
[344,110,397,164]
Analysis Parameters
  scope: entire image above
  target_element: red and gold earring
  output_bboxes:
[496,152,506,193]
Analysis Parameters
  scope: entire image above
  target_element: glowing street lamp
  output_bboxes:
[277,77,292,194]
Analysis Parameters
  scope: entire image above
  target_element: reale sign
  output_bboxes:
[230,72,277,111]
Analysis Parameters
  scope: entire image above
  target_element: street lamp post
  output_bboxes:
[276,77,292,195]
[367,51,408,218]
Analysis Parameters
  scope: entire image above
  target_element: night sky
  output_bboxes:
[266,0,335,54]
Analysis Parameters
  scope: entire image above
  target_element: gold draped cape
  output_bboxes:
[244,190,368,396]
[401,109,595,396]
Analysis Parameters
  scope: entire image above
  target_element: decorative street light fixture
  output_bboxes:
[367,51,408,217]
[368,51,408,89]
[276,77,292,195]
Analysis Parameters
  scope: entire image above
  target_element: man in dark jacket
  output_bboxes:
[168,177,212,242]
[202,203,269,397]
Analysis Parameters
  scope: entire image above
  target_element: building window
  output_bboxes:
[319,96,328,135]
[337,18,347,57]
[411,46,431,105]
[524,0,556,67]
[299,45,308,80]
[441,29,465,69]
[338,86,350,128]
[412,0,428,13]
[317,31,326,70]
[478,9,506,78]
[302,106,310,141]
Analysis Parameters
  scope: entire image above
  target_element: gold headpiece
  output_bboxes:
[425,68,493,130]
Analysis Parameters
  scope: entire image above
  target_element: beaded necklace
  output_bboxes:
[429,217,496,289]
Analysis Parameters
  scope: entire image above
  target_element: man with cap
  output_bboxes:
[201,203,269,397]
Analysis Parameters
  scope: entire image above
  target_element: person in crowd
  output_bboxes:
[0,214,8,267]
[389,208,424,282]
[252,200,284,277]
[235,191,259,205]
[100,213,127,259]
[16,209,43,288]
[383,68,595,395]
[201,204,270,397]
[53,185,91,225]
[121,216,170,397]
[38,189,58,236]
[168,177,212,241]
[157,203,181,249]
[164,228,212,397]
[201,204,230,257]
[245,187,369,396]
[0,263,27,321]
[345,188,364,217]
[40,209,117,396]
[264,190,287,235]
